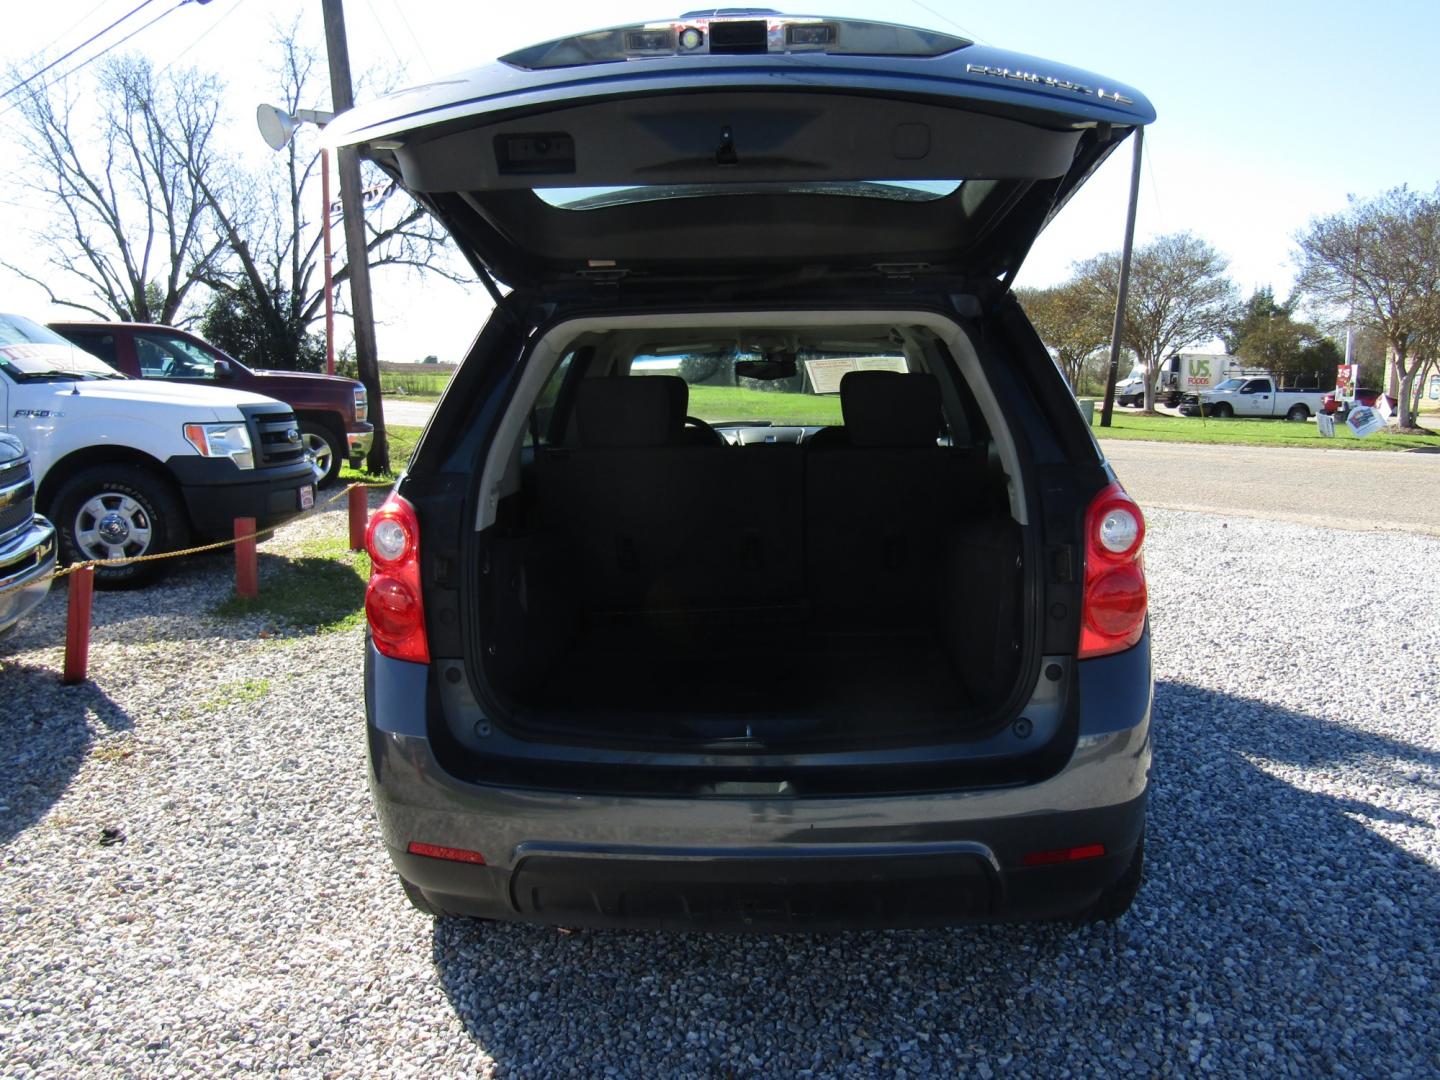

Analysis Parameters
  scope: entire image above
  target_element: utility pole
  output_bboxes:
[321,0,388,473]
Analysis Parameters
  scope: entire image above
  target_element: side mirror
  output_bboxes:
[214,359,233,380]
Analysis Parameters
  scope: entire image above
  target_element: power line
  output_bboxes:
[385,0,435,78]
[34,0,117,63]
[361,0,407,71]
[2,0,162,101]
[0,0,194,122]
[161,0,249,72]
[905,0,989,45]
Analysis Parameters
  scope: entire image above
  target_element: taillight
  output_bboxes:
[365,493,429,664]
[1078,481,1147,660]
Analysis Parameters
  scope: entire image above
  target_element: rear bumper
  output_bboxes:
[0,516,57,634]
[165,457,316,537]
[364,636,1153,929]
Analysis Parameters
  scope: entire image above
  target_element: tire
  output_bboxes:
[1285,404,1309,422]
[299,420,343,488]
[1211,402,1233,419]
[52,465,189,588]
[1076,834,1145,926]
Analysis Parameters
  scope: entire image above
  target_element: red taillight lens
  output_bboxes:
[365,493,429,664]
[1079,481,1148,660]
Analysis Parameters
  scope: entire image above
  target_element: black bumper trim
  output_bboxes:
[165,456,316,537]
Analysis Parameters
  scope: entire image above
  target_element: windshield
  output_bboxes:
[0,314,122,380]
[632,351,910,426]
[1211,378,1244,392]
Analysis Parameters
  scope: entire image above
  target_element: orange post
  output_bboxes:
[62,566,95,685]
[235,517,258,598]
[348,486,368,551]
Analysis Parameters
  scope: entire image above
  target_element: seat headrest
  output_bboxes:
[575,376,688,447]
[839,371,941,447]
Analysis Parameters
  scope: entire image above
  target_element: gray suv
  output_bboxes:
[339,12,1153,929]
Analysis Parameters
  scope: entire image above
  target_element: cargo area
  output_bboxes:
[465,317,1034,751]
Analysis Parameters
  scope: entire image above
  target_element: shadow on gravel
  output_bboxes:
[0,659,133,847]
[428,682,1439,1076]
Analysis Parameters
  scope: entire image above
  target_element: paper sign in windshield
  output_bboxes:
[804,356,908,395]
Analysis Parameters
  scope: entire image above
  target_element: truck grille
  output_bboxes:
[239,404,306,468]
[0,456,36,546]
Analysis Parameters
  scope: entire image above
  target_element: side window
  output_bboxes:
[66,333,119,370]
[1241,379,1269,393]
[133,332,218,380]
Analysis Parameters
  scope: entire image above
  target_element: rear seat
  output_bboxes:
[805,371,986,622]
[536,372,996,631]
[537,376,803,615]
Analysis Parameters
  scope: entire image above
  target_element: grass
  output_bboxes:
[1090,409,1440,452]
[213,535,370,633]
[202,678,272,710]
[380,370,451,400]
[687,385,843,426]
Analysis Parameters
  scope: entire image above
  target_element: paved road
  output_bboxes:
[1106,440,1440,537]
[380,399,437,427]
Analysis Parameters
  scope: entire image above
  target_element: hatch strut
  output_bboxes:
[1098,126,1145,428]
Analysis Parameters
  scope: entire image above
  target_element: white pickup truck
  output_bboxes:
[1,312,316,585]
[1182,375,1328,421]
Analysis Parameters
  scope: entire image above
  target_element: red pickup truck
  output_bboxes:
[49,322,372,487]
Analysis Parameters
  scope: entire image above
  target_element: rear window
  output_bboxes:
[536,180,963,211]
[632,351,910,427]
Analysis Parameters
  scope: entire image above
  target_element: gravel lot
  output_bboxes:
[2,498,1437,1077]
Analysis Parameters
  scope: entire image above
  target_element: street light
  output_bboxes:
[256,104,338,376]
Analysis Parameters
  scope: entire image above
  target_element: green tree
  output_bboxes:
[1016,281,1113,393]
[1295,185,1440,430]
[1224,287,1341,387]
[200,280,326,372]
[1074,233,1239,412]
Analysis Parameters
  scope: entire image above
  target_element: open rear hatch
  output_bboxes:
[325,11,1153,293]
[341,14,1151,779]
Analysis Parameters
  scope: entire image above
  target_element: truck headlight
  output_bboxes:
[183,422,254,469]
[354,386,368,422]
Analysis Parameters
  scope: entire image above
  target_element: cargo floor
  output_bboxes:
[512,620,979,744]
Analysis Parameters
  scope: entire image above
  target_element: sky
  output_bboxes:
[2,0,1439,365]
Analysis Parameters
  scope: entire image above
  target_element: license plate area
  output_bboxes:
[299,484,314,510]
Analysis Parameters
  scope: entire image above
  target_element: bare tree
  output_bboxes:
[1074,233,1239,412]
[1017,282,1113,393]
[196,29,464,375]
[4,56,229,323]
[1295,185,1440,431]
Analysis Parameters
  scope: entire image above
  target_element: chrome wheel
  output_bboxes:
[73,492,154,561]
[302,431,334,485]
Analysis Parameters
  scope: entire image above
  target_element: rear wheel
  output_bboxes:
[1076,834,1144,926]
[52,465,188,588]
[299,420,343,487]
[1286,404,1309,422]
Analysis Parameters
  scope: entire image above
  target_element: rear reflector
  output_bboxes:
[407,841,487,865]
[1023,843,1106,867]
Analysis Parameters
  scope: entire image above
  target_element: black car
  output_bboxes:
[337,12,1154,930]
